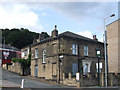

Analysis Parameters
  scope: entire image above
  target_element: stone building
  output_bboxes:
[107,19,120,74]
[30,25,104,82]
[21,45,31,59]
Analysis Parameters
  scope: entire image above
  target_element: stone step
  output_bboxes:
[66,84,77,86]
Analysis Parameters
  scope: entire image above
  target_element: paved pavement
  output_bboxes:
[1,69,62,88]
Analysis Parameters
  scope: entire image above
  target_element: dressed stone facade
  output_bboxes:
[30,26,104,83]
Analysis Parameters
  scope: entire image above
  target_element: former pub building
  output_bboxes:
[30,25,104,83]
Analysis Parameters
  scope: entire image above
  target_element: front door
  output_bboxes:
[35,65,38,77]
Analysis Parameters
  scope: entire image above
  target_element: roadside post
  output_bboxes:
[21,79,25,88]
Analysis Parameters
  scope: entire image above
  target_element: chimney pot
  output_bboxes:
[55,25,57,30]
[93,35,98,41]
[51,25,58,37]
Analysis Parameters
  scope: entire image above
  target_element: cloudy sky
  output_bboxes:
[0,1,119,42]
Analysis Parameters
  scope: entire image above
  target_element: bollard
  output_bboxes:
[21,79,25,88]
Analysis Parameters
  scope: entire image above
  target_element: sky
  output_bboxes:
[0,1,119,42]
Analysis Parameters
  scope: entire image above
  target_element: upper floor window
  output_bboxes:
[72,44,77,55]
[24,49,27,56]
[43,50,46,63]
[84,45,88,56]
[22,52,24,58]
[35,48,38,58]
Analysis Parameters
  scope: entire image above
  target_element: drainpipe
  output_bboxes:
[58,37,60,83]
[78,44,80,72]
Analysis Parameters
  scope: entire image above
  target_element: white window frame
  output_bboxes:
[24,49,27,56]
[96,62,103,73]
[72,44,77,55]
[22,52,24,58]
[84,45,88,56]
[43,50,46,63]
[35,48,38,58]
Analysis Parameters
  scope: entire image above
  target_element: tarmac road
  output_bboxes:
[1,68,120,90]
[1,68,61,88]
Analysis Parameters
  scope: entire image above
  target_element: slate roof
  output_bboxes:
[0,44,20,51]
[31,31,102,47]
[59,31,100,43]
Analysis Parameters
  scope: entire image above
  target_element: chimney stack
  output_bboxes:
[39,33,45,41]
[93,35,98,41]
[33,38,37,44]
[51,25,58,38]
[37,32,45,42]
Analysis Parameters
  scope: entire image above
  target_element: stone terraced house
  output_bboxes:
[28,25,105,83]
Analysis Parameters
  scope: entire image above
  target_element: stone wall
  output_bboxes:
[108,73,120,86]
[31,56,58,80]
[3,62,22,75]
[62,73,80,87]
[3,62,30,75]
[62,72,120,87]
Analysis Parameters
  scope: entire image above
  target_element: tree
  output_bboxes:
[1,28,39,49]
[1,28,50,49]
[12,58,30,76]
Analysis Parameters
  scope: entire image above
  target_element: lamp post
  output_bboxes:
[96,49,101,86]
[104,14,115,87]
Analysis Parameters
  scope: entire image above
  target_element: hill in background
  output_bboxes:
[1,28,50,49]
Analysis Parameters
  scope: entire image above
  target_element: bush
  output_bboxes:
[11,58,30,68]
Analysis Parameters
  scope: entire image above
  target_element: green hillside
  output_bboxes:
[1,28,49,49]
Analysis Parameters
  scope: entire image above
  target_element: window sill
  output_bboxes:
[72,54,77,56]
[35,58,38,59]
[84,55,88,57]
[52,75,57,77]
[42,62,46,64]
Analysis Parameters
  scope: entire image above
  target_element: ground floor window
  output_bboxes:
[72,63,78,76]
[96,62,102,73]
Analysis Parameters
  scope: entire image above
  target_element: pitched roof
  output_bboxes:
[0,44,20,51]
[31,31,102,47]
[59,31,100,42]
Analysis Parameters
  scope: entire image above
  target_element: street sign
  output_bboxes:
[96,49,101,58]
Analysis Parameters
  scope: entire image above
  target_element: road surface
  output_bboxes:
[1,68,62,88]
[1,68,120,90]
